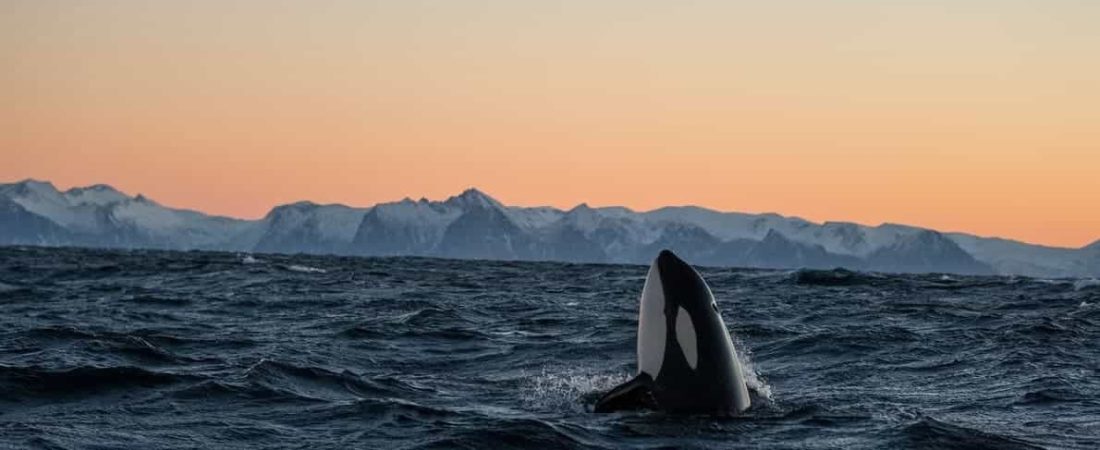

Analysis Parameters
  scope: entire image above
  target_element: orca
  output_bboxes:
[595,249,752,415]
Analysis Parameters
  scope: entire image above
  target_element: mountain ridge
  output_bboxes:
[1,179,1095,277]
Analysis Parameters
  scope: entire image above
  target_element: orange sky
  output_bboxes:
[2,1,1098,248]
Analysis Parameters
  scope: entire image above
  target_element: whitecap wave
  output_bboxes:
[1073,279,1100,291]
[285,264,326,274]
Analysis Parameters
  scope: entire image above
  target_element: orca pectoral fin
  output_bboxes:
[594,373,657,413]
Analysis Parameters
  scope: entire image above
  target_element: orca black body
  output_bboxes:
[595,250,751,415]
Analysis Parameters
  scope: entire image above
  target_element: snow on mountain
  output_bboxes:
[0,196,72,245]
[350,198,464,256]
[436,199,541,260]
[743,229,857,270]
[644,206,802,241]
[351,189,554,260]
[1085,239,1100,252]
[352,190,581,260]
[1086,241,1100,275]
[444,188,503,210]
[642,206,923,257]
[634,222,726,265]
[946,233,1091,278]
[109,196,195,233]
[0,180,103,231]
[557,204,661,262]
[379,198,463,227]
[254,202,369,254]
[561,204,601,235]
[64,184,130,206]
[795,222,876,256]
[0,179,257,250]
[2,179,1097,277]
[535,221,608,263]
[868,229,993,275]
[505,206,565,232]
[95,194,258,250]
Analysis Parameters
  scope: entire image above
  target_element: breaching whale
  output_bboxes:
[595,249,751,414]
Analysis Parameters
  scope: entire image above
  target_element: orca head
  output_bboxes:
[601,249,751,414]
[637,249,718,378]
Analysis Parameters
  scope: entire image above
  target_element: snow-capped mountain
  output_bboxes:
[945,233,1090,278]
[2,179,1096,277]
[866,229,992,275]
[350,194,467,256]
[351,189,557,260]
[0,180,257,250]
[253,202,368,255]
[743,230,861,270]
[1084,239,1100,254]
[435,195,543,260]
[0,195,71,246]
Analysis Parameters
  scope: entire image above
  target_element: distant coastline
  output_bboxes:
[2,179,1098,277]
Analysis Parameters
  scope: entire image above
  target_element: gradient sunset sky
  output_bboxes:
[3,1,1098,247]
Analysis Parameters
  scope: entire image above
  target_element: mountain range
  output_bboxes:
[2,179,1097,277]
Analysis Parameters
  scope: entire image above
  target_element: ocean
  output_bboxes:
[0,246,1097,449]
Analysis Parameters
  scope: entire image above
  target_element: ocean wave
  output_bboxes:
[0,365,190,401]
[120,294,193,307]
[242,359,391,401]
[1017,387,1093,405]
[1,246,1097,449]
[282,264,327,274]
[299,397,463,426]
[415,417,602,450]
[1074,278,1100,291]
[166,379,298,402]
[899,417,1045,450]
[0,281,36,299]
[792,268,881,286]
[0,281,22,292]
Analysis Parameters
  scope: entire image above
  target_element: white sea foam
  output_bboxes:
[733,336,774,403]
[1074,279,1100,291]
[286,264,326,274]
[241,255,261,264]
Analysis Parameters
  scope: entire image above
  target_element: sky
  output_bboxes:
[2,1,1098,248]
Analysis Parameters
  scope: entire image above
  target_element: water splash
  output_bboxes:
[733,334,774,403]
[520,367,629,411]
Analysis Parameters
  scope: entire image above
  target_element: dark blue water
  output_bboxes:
[0,247,1097,449]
